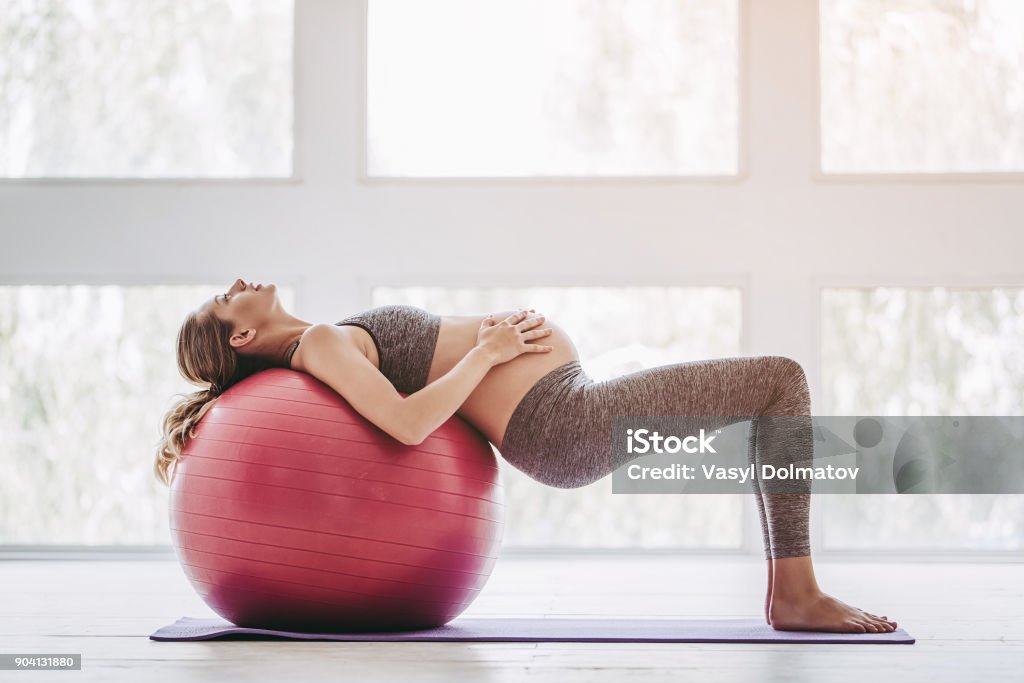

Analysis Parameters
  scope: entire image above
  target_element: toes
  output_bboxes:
[873,617,896,631]
[863,612,896,630]
[870,619,892,632]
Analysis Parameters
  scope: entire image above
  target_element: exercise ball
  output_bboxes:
[169,367,505,632]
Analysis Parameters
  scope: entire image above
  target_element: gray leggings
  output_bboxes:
[498,355,813,560]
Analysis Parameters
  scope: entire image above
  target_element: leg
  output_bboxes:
[501,355,896,632]
[746,360,896,632]
[587,355,820,625]
[500,356,780,611]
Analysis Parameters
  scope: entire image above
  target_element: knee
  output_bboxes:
[766,355,807,384]
[762,355,810,412]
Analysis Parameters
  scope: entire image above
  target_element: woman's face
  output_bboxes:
[202,278,280,347]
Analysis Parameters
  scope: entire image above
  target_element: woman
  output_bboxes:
[156,277,897,634]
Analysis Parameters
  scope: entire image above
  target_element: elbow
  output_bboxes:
[394,401,425,446]
[400,429,426,447]
[393,421,425,446]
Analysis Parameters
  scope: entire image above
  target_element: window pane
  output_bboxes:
[0,284,296,545]
[374,286,744,549]
[821,287,1024,550]
[0,0,293,178]
[820,0,1024,173]
[367,0,739,177]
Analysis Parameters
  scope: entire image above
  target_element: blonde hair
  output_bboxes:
[154,307,276,486]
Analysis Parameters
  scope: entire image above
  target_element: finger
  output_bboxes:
[524,327,552,340]
[505,309,528,323]
[516,314,545,331]
[524,344,557,356]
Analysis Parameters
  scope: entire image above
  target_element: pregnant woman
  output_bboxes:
[156,278,897,634]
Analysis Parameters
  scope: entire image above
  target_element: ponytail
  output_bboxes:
[154,386,220,486]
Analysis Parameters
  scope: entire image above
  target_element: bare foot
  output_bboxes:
[770,590,898,633]
[768,556,897,633]
[764,559,773,625]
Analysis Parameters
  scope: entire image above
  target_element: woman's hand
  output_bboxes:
[476,309,554,366]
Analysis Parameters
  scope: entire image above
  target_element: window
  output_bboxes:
[366,0,740,177]
[374,285,745,549]
[0,284,297,546]
[819,0,1024,174]
[820,287,1024,549]
[0,0,294,178]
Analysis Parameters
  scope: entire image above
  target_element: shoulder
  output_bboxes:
[293,324,360,367]
[303,322,356,345]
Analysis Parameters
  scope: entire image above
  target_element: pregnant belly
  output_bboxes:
[426,310,580,450]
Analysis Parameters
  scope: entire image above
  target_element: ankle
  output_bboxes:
[770,557,821,601]
[771,582,822,603]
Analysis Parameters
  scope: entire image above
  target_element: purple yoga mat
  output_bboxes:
[150,616,914,644]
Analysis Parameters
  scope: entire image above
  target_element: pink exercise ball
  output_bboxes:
[169,367,505,632]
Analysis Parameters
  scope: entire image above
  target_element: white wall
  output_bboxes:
[2,0,1022,415]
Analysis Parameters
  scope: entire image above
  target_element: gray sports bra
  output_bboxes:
[286,304,442,394]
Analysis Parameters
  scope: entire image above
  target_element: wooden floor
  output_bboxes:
[1,554,1020,682]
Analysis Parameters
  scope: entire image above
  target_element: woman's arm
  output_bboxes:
[399,345,497,444]
[404,309,556,442]
[300,310,552,445]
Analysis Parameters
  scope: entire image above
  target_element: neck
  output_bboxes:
[277,323,313,367]
[248,312,314,367]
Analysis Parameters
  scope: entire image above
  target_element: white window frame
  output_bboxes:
[0,1,300,183]
[358,0,750,182]
[812,0,1024,181]
[810,273,1024,562]
[1,1,1022,560]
